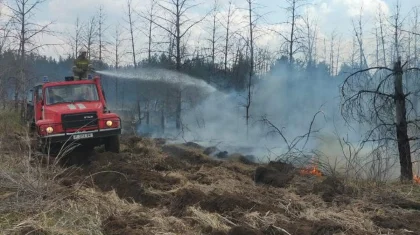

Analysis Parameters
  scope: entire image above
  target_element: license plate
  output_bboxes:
[73,133,93,140]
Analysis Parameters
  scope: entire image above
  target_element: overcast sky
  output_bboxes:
[1,0,418,66]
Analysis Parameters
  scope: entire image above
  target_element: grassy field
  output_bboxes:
[0,111,420,235]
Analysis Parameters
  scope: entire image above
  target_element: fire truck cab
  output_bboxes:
[26,75,121,153]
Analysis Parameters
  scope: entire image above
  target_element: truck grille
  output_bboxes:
[61,112,98,130]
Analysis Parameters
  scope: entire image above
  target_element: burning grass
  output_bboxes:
[2,130,420,234]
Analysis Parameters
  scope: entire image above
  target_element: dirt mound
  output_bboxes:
[204,146,219,155]
[228,219,354,235]
[254,161,297,188]
[199,191,272,215]
[310,220,346,235]
[162,144,220,166]
[313,176,354,202]
[102,214,152,235]
[183,141,203,149]
[153,155,191,172]
[65,151,180,207]
[227,153,256,165]
[372,211,420,233]
[228,226,263,235]
[370,192,420,210]
[90,171,164,207]
[169,187,206,216]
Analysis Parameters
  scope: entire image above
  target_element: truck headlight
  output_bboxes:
[46,126,54,133]
[106,120,113,127]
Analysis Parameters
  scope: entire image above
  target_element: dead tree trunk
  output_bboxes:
[288,0,296,64]
[246,0,254,138]
[145,100,150,126]
[378,8,387,67]
[174,1,182,130]
[137,99,142,126]
[160,99,165,133]
[126,0,137,68]
[151,0,207,131]
[98,5,106,67]
[394,59,412,181]
[223,1,234,74]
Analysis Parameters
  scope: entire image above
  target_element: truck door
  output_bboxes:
[34,86,43,121]
[26,89,34,122]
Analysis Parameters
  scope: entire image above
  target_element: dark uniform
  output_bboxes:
[72,51,92,80]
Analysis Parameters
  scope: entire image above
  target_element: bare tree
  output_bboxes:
[138,0,157,63]
[414,8,419,67]
[352,7,369,69]
[111,23,124,107]
[335,35,342,76]
[0,8,12,106]
[125,0,137,68]
[84,16,98,61]
[301,12,317,68]
[245,0,255,137]
[207,0,220,70]
[66,16,83,58]
[377,5,388,67]
[152,0,208,71]
[221,0,236,74]
[277,0,308,64]
[329,30,337,75]
[5,0,54,110]
[112,23,124,70]
[341,57,420,182]
[150,0,209,130]
[0,16,11,55]
[97,5,108,66]
[390,1,403,62]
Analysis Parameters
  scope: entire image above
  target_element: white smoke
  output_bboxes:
[177,67,399,180]
[98,66,400,180]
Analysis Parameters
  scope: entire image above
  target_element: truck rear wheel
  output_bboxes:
[104,135,120,153]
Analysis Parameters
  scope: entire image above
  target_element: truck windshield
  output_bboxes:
[45,84,99,105]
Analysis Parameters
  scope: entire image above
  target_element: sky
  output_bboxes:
[0,0,419,66]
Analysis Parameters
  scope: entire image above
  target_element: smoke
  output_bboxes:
[179,69,359,154]
[178,68,401,179]
[98,66,400,180]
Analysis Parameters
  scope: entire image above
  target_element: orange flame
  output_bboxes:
[414,175,420,184]
[299,157,322,177]
[300,166,322,177]
[414,162,420,184]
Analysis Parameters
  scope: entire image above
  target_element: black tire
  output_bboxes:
[104,135,120,153]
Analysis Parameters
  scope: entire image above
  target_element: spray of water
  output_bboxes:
[96,68,217,93]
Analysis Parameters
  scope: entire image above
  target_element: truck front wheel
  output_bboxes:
[104,135,120,153]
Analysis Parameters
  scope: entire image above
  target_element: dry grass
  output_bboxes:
[1,115,420,234]
[187,207,231,231]
[0,188,138,234]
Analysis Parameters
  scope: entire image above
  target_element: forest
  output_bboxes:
[1,0,420,182]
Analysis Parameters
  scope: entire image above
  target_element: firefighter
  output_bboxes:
[72,49,93,80]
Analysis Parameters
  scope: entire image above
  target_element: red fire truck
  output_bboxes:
[25,75,121,153]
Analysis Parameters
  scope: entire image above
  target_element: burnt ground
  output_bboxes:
[31,136,420,234]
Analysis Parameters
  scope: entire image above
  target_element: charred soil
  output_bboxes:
[18,136,420,235]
